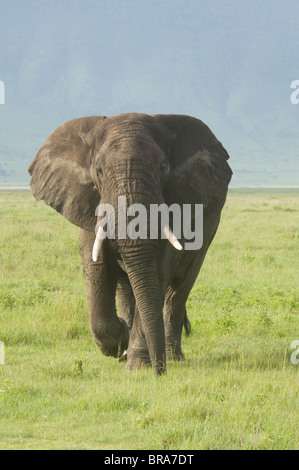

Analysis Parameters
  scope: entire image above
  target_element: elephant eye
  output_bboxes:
[160,162,167,172]
[97,167,103,177]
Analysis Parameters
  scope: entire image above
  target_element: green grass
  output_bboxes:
[0,190,298,450]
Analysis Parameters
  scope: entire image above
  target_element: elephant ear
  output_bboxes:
[28,116,107,232]
[155,114,232,207]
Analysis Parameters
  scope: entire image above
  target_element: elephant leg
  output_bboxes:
[79,229,129,358]
[116,269,136,332]
[164,287,189,361]
[164,252,204,361]
[124,305,152,370]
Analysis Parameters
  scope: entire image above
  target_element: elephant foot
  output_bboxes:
[124,348,152,371]
[166,346,185,361]
[124,348,167,375]
[94,318,130,359]
[122,309,166,374]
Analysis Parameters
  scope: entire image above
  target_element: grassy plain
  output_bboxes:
[0,190,298,450]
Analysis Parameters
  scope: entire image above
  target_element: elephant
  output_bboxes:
[28,113,232,375]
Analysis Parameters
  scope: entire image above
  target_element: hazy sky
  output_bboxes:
[0,0,298,185]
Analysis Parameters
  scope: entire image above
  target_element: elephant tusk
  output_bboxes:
[163,225,183,251]
[92,225,105,262]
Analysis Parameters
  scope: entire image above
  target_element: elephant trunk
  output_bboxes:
[121,246,166,375]
[114,190,166,374]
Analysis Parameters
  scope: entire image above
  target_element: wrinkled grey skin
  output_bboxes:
[29,113,232,375]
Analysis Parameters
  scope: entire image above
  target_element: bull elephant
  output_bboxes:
[28,113,232,375]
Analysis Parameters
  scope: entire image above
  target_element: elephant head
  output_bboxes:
[28,113,232,375]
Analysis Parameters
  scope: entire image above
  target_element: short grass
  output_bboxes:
[0,190,298,450]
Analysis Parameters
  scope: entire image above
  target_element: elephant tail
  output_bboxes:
[183,309,191,336]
